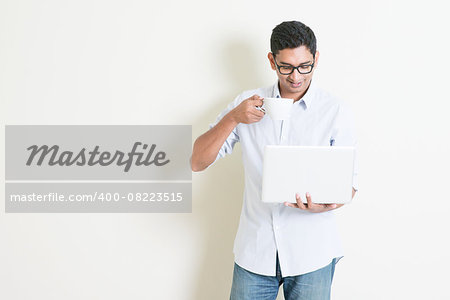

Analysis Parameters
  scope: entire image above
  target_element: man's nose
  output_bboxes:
[289,69,302,81]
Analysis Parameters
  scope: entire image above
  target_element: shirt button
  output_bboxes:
[275,226,280,230]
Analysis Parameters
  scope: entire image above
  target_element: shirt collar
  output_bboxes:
[272,80,316,109]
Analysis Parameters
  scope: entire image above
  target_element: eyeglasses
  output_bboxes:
[272,53,315,75]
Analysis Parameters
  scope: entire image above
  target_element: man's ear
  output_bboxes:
[268,52,276,71]
[314,51,320,68]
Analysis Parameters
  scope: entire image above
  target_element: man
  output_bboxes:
[191,21,357,300]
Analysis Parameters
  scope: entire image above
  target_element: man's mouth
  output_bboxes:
[289,81,302,88]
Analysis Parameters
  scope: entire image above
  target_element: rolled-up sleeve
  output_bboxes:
[206,94,243,168]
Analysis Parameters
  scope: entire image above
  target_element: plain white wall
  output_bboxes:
[1,0,449,299]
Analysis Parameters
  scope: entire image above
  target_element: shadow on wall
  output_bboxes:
[190,38,268,300]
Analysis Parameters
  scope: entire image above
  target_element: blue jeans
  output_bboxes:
[230,252,337,300]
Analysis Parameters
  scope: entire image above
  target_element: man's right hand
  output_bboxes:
[229,95,265,124]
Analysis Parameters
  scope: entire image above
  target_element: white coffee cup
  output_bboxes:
[262,97,293,120]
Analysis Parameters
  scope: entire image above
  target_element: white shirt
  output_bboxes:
[208,80,358,276]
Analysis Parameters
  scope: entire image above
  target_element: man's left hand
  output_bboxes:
[283,192,344,213]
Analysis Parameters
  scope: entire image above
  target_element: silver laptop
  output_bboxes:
[261,146,355,204]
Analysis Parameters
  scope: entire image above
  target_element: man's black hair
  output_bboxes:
[270,21,317,57]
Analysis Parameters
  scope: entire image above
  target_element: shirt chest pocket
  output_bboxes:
[288,115,334,146]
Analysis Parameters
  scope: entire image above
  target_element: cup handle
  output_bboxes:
[255,105,265,113]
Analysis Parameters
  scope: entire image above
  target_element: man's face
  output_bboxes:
[268,46,319,99]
